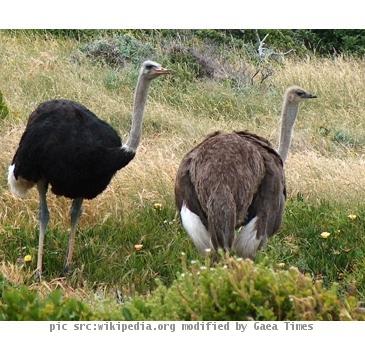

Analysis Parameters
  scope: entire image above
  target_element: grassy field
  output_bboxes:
[0,30,364,318]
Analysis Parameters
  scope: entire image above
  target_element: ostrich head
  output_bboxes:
[285,86,317,103]
[140,60,171,80]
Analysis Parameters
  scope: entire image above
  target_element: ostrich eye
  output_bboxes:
[296,91,305,96]
[145,64,154,70]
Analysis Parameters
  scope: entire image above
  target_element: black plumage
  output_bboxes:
[8,60,170,279]
[12,99,135,199]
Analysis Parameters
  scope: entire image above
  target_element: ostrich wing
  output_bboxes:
[236,131,286,237]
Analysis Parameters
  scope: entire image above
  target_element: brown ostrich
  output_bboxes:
[175,86,316,258]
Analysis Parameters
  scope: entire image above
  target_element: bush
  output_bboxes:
[166,44,216,80]
[214,30,365,55]
[0,276,94,320]
[309,30,365,55]
[81,34,155,67]
[1,258,365,320]
[122,258,365,321]
[165,29,365,56]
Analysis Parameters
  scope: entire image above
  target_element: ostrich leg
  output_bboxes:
[36,181,49,281]
[64,198,83,274]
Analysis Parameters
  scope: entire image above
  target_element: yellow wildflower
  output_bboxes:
[348,214,357,220]
[24,255,32,263]
[134,244,143,251]
[153,203,163,210]
[320,231,331,239]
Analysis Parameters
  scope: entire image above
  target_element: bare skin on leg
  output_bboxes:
[35,181,49,281]
[64,198,83,275]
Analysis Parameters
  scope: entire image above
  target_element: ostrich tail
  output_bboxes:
[7,164,34,198]
[207,184,236,251]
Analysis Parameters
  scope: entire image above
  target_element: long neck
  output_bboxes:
[125,75,151,152]
[277,100,299,163]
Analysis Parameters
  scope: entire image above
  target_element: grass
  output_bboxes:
[0,30,364,317]
[257,200,365,298]
[2,199,364,298]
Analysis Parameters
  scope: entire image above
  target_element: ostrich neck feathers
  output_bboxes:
[278,101,299,163]
[125,76,151,152]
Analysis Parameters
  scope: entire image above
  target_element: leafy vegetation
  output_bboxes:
[223,29,365,55]
[81,34,155,67]
[123,258,365,321]
[1,200,365,320]
[0,275,94,320]
[6,29,365,55]
[1,257,365,321]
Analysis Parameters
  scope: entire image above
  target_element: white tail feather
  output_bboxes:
[232,216,262,258]
[7,164,34,198]
[180,203,213,253]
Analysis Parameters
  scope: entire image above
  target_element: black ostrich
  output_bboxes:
[8,60,170,279]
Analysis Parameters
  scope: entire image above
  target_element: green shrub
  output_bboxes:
[309,30,365,55]
[0,276,93,320]
[81,34,155,67]
[8,29,365,56]
[122,258,365,321]
[166,44,216,81]
[211,30,365,55]
[1,258,365,320]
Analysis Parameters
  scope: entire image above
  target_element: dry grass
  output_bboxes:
[0,32,364,231]
[287,151,365,201]
[0,261,103,301]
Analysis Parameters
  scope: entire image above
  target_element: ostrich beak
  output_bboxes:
[305,93,317,99]
[154,67,171,75]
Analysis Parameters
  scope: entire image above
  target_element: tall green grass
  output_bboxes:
[1,199,364,299]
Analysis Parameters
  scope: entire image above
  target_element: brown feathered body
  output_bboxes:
[175,131,286,257]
